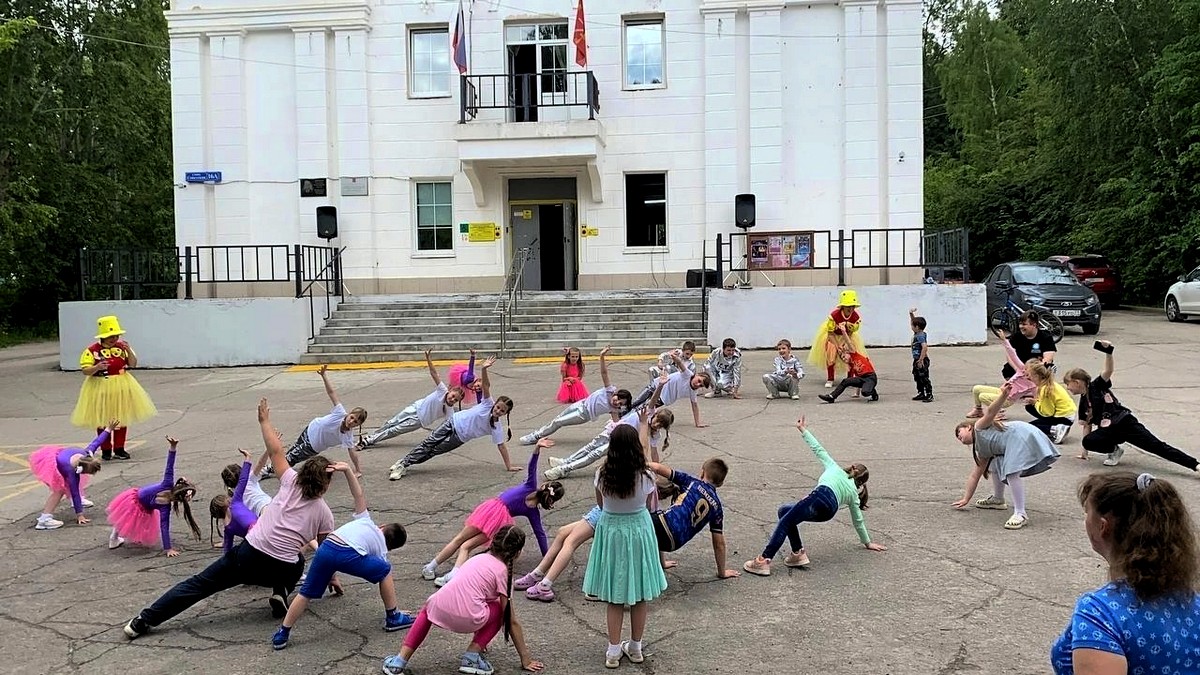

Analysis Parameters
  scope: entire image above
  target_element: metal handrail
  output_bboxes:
[298,246,345,342]
[495,247,532,355]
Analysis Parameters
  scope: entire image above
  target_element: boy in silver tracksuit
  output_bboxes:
[705,338,743,398]
[763,338,804,399]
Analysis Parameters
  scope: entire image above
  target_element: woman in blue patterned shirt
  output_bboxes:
[1051,471,1200,674]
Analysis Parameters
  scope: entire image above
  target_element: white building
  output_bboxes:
[166,0,924,294]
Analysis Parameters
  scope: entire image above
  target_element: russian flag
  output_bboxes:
[452,0,468,75]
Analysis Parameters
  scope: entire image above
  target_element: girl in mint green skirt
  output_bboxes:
[582,408,668,669]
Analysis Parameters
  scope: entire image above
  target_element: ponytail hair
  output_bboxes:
[1026,359,1053,399]
[492,396,515,442]
[1078,471,1198,602]
[171,478,203,541]
[208,494,230,547]
[488,525,527,643]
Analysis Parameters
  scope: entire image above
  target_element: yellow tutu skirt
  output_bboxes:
[70,373,158,429]
[806,327,868,376]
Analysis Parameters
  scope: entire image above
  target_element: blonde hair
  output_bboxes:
[1026,359,1053,400]
[1063,367,1091,385]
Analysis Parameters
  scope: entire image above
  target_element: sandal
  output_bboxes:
[1003,514,1029,530]
[965,407,984,419]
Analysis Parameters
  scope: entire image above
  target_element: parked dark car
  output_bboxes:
[1047,255,1123,307]
[984,262,1102,335]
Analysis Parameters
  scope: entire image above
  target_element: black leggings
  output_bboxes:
[138,540,305,628]
[1025,405,1071,438]
[1082,415,1199,471]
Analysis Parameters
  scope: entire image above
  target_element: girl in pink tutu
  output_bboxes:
[448,349,483,406]
[106,436,202,556]
[422,438,564,587]
[557,346,589,404]
[29,420,118,530]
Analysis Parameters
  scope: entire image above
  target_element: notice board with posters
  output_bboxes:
[747,231,815,270]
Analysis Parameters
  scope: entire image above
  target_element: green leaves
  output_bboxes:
[927,0,1200,302]
[0,3,173,331]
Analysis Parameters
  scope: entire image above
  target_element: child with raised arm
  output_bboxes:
[272,463,414,649]
[543,404,674,481]
[743,418,883,576]
[29,420,117,530]
[1064,341,1200,470]
[909,307,933,402]
[762,339,804,400]
[449,348,484,405]
[704,338,743,399]
[424,439,565,587]
[359,349,465,450]
[388,356,519,480]
[263,365,367,478]
[629,351,712,427]
[965,328,1037,418]
[382,526,543,675]
[520,346,632,446]
[648,341,697,380]
[105,436,202,555]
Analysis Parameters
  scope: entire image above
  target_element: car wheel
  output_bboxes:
[1082,323,1100,335]
[1166,296,1183,322]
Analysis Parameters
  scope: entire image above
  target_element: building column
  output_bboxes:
[170,35,207,250]
[748,6,784,231]
[333,28,373,282]
[294,29,331,244]
[701,10,737,248]
[206,31,249,245]
[842,0,883,236]
[886,0,923,233]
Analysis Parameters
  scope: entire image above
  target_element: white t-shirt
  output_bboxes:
[658,371,698,407]
[608,409,661,448]
[414,382,452,429]
[582,385,617,419]
[594,468,657,514]
[243,476,273,516]
[451,397,505,445]
[307,403,353,453]
[332,510,388,558]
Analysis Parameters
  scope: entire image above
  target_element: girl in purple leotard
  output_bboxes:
[209,449,263,551]
[28,421,117,530]
[105,436,202,556]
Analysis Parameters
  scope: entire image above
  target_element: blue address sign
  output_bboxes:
[184,171,223,183]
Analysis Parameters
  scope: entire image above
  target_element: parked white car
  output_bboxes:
[1165,265,1200,322]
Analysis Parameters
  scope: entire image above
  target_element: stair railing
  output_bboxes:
[297,246,345,342]
[495,246,532,356]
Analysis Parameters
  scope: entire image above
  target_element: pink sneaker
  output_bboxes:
[513,572,542,591]
[525,584,556,602]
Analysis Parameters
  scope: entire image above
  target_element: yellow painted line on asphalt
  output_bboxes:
[0,440,147,454]
[287,352,714,372]
[0,480,43,504]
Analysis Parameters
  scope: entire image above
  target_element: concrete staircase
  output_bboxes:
[299,289,708,364]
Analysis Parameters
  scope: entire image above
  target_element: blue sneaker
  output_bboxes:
[459,651,494,675]
[271,626,290,650]
[384,611,415,632]
[382,654,408,675]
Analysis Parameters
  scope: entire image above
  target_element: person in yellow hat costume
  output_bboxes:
[70,316,158,460]
[808,290,868,388]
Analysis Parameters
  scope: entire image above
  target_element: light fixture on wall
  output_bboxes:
[898,151,906,163]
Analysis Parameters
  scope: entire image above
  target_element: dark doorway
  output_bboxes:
[507,44,537,122]
[538,204,566,291]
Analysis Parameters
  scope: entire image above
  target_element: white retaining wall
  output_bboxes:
[707,284,987,349]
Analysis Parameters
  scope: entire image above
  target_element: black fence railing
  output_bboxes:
[460,71,599,123]
[78,248,182,301]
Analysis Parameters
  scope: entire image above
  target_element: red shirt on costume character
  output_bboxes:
[80,342,131,376]
[847,353,874,377]
[829,308,861,334]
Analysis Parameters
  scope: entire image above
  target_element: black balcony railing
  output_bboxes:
[460,71,599,123]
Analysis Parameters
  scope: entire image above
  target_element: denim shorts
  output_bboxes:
[582,505,603,529]
[299,539,391,599]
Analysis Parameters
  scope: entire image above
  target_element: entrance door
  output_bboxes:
[510,207,542,291]
[537,204,565,291]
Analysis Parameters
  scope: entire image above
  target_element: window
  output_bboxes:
[624,19,664,88]
[625,174,667,248]
[505,22,569,95]
[415,182,453,252]
[409,27,450,97]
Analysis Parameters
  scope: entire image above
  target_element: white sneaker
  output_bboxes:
[519,434,537,446]
[824,381,833,388]
[1051,424,1069,445]
[1103,445,1125,466]
[434,572,454,588]
[703,392,716,398]
[421,564,438,581]
[548,456,564,468]
[765,393,775,400]
[35,516,63,530]
[544,466,565,481]
[108,535,126,550]
[388,463,408,481]
[80,498,95,508]
[790,394,801,400]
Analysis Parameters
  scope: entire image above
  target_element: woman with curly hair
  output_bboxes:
[1050,471,1200,673]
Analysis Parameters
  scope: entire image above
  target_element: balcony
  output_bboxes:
[455,72,605,206]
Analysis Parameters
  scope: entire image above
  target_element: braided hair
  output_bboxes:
[488,525,527,642]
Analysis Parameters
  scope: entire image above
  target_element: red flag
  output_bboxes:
[573,0,588,68]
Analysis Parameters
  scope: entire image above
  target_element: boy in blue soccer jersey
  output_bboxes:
[649,458,740,579]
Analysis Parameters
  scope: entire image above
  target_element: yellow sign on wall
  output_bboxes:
[467,222,498,242]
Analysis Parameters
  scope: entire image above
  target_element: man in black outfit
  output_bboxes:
[1001,310,1057,379]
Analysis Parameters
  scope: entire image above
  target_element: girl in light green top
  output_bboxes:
[744,417,886,576]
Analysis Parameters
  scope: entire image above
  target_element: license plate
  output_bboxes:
[1052,309,1081,317]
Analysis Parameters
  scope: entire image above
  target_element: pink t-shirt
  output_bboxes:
[425,553,509,633]
[245,468,334,563]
